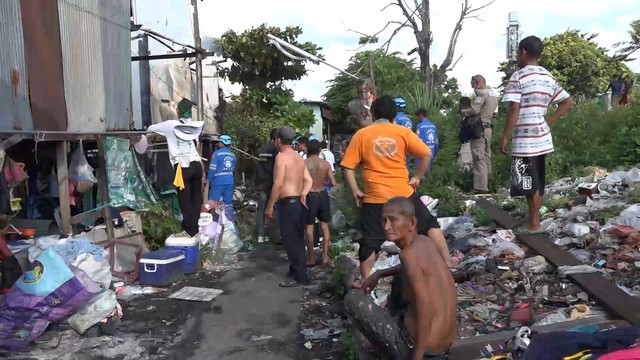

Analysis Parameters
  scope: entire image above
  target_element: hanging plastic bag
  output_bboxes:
[218,210,243,254]
[68,141,97,193]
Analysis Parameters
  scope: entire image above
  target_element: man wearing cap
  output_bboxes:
[207,135,236,208]
[266,126,313,287]
[147,98,205,237]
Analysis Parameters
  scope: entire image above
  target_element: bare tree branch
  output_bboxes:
[395,0,420,33]
[447,53,464,71]
[346,20,412,51]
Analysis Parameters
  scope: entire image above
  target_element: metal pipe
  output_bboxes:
[140,28,197,50]
[267,34,360,80]
[191,0,204,123]
[132,51,214,61]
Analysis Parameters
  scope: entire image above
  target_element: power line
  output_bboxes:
[60,0,130,31]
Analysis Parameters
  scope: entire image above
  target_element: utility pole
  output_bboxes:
[138,33,152,129]
[191,0,204,123]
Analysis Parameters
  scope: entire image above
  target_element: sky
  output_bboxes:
[134,0,640,101]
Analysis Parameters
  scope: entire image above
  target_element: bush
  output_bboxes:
[417,102,640,216]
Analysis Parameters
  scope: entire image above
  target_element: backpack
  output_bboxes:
[458,115,484,143]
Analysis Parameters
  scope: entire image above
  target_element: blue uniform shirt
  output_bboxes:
[416,119,439,158]
[395,112,413,130]
[207,147,236,186]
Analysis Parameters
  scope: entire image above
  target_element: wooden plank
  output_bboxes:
[449,319,630,360]
[96,136,114,240]
[56,141,71,234]
[476,198,640,326]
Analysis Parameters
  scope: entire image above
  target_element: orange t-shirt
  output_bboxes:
[341,120,431,204]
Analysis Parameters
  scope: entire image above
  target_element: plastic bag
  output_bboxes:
[489,242,525,258]
[331,210,346,230]
[219,210,242,254]
[621,204,640,218]
[68,141,97,193]
[68,290,117,334]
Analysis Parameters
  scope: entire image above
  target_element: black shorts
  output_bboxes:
[510,155,546,197]
[305,190,331,225]
[358,192,440,261]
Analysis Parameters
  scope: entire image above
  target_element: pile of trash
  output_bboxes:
[0,235,122,354]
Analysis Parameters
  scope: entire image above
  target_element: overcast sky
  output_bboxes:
[135,0,640,100]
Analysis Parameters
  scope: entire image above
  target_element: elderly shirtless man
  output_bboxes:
[304,140,336,267]
[345,197,457,360]
[266,126,313,287]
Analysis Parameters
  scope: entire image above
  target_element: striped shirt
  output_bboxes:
[502,65,570,157]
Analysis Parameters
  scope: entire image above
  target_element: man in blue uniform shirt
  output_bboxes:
[414,108,438,171]
[207,135,236,206]
[394,97,413,169]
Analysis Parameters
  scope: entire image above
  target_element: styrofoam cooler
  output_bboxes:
[165,236,200,274]
[139,249,185,286]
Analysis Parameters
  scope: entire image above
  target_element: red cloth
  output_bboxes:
[597,347,640,360]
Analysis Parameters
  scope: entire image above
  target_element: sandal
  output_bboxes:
[514,225,546,236]
[279,280,301,288]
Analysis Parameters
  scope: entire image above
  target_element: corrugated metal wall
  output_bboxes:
[0,0,33,131]
[58,0,131,132]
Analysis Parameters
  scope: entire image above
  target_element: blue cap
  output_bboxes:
[219,135,232,146]
[309,134,319,141]
[394,97,407,108]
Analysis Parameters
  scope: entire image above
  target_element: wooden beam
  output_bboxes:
[96,136,114,240]
[476,198,640,326]
[56,141,71,234]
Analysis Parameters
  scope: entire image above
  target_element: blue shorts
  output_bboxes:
[209,184,234,204]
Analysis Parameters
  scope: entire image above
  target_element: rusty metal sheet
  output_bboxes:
[476,198,640,326]
[0,1,33,131]
[58,0,131,132]
[20,0,68,132]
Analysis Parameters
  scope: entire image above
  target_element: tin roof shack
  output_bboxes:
[0,0,131,138]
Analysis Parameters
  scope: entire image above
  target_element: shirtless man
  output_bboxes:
[304,140,336,267]
[266,126,313,287]
[345,197,457,360]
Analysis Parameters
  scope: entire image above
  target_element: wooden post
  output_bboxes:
[56,141,71,234]
[138,33,152,129]
[96,136,114,240]
[191,0,204,122]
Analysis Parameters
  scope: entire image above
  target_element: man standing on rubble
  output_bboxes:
[345,197,456,360]
[256,129,279,243]
[266,126,313,287]
[501,36,575,235]
[341,95,452,288]
[461,75,499,194]
[207,135,236,207]
[393,97,413,170]
[414,108,439,172]
[304,140,336,267]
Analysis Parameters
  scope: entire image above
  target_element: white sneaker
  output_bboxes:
[264,236,270,242]
[257,236,266,243]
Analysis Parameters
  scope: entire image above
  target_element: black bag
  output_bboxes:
[458,115,484,143]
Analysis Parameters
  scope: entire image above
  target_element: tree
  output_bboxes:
[616,19,640,60]
[218,24,318,144]
[219,24,322,88]
[358,0,494,94]
[324,50,461,124]
[497,30,632,99]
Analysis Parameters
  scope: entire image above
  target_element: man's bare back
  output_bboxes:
[401,235,456,354]
[276,150,309,198]
[305,156,335,192]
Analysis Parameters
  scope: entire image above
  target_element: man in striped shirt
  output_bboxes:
[501,36,575,235]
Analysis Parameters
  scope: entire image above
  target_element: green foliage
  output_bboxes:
[139,204,182,250]
[470,206,493,227]
[497,30,632,98]
[327,268,348,299]
[338,332,358,360]
[628,187,640,204]
[218,24,321,88]
[616,19,640,60]
[323,50,461,124]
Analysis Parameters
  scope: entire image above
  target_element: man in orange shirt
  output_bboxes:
[341,95,452,287]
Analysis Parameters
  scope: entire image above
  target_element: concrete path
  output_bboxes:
[168,248,304,360]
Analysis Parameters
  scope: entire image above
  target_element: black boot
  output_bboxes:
[1,256,23,290]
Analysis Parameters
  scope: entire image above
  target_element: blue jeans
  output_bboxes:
[210,184,234,204]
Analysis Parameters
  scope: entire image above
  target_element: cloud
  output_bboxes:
[136,0,640,100]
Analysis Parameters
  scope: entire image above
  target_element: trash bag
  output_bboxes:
[331,210,346,230]
[0,248,98,352]
[68,141,97,193]
[620,204,640,218]
[489,242,525,258]
[68,290,118,335]
[219,210,242,254]
[626,168,640,185]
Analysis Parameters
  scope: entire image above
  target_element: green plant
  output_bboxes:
[139,204,182,250]
[338,332,358,360]
[327,268,348,299]
[470,206,493,227]
[628,187,640,204]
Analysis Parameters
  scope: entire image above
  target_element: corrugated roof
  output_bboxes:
[0,0,33,131]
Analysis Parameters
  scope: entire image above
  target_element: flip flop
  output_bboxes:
[514,225,546,236]
[279,280,301,288]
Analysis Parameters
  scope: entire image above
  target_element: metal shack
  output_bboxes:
[0,0,131,138]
